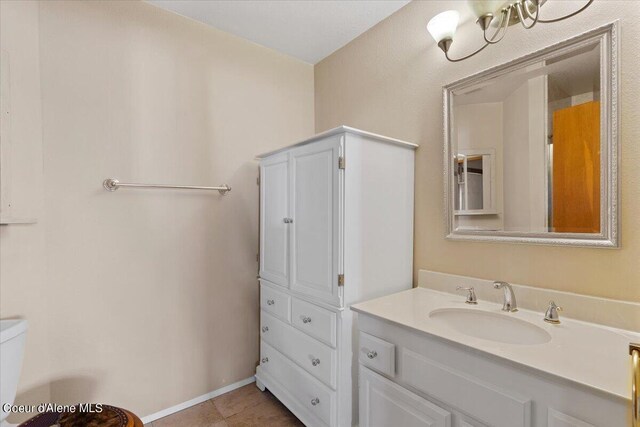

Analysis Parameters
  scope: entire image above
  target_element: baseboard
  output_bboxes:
[140,376,256,424]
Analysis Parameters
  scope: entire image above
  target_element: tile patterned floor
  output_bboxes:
[150,383,304,427]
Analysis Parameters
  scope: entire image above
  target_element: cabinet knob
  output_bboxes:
[367,350,378,359]
[261,357,269,364]
[301,316,312,324]
[310,398,320,406]
[262,326,269,333]
[311,358,320,366]
[283,218,293,224]
[267,299,275,306]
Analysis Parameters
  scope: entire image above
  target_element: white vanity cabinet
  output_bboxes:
[255,126,417,427]
[355,310,630,427]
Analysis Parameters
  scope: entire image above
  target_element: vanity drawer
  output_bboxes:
[260,283,291,323]
[359,331,396,377]
[261,310,337,389]
[260,340,335,426]
[291,297,337,347]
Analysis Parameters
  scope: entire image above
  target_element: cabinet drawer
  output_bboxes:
[260,283,291,323]
[360,366,451,427]
[261,310,337,389]
[291,297,337,347]
[261,340,335,426]
[359,332,395,377]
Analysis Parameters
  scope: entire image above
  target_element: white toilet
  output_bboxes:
[0,319,28,427]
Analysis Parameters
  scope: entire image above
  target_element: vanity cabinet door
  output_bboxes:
[547,408,596,427]
[289,137,343,306]
[360,366,451,427]
[456,416,488,427]
[259,153,290,287]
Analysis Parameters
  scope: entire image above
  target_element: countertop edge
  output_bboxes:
[350,295,631,402]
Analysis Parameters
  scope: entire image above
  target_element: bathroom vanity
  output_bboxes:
[352,288,637,427]
[255,126,417,427]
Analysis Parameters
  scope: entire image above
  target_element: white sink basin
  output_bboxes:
[429,308,552,345]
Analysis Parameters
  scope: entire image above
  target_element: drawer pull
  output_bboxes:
[267,299,275,305]
[367,350,378,359]
[262,326,269,333]
[310,398,320,406]
[261,357,269,363]
[311,358,321,366]
[301,316,312,324]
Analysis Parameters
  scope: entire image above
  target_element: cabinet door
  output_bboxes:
[547,408,596,427]
[360,366,451,427]
[259,153,290,287]
[290,137,342,306]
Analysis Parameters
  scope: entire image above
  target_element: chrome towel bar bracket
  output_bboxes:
[103,178,231,195]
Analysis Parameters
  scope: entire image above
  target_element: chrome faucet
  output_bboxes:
[493,281,518,312]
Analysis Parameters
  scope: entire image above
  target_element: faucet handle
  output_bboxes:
[456,286,478,305]
[544,301,563,324]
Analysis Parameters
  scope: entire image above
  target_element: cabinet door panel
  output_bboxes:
[290,138,342,306]
[547,408,596,427]
[401,348,531,427]
[456,416,488,427]
[260,154,290,287]
[360,366,451,427]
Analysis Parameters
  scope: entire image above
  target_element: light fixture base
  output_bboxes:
[503,0,547,26]
[437,38,453,54]
[103,178,119,191]
[476,13,494,31]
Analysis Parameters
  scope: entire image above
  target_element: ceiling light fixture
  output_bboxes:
[427,0,594,62]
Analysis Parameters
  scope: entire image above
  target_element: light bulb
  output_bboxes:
[467,0,507,18]
[427,10,460,44]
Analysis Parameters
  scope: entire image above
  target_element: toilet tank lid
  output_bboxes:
[0,319,28,344]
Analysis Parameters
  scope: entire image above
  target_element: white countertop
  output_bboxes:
[351,288,640,401]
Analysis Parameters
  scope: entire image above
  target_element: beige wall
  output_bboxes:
[315,0,640,303]
[2,0,639,422]
[0,0,313,421]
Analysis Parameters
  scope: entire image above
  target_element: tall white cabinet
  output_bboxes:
[255,126,417,427]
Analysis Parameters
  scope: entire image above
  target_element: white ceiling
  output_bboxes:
[146,0,411,64]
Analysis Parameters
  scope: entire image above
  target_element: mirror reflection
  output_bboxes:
[450,42,601,235]
[455,150,496,215]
